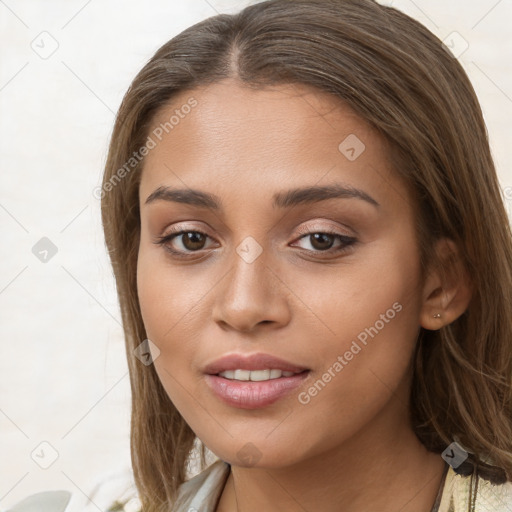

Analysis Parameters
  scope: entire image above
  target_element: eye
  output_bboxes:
[153,229,215,257]
[291,227,357,255]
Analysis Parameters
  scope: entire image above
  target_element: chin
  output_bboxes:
[202,435,310,469]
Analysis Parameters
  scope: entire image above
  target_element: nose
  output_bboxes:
[211,242,291,333]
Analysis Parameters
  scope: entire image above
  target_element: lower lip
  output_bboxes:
[205,372,309,409]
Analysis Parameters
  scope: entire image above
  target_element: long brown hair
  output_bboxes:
[100,0,512,509]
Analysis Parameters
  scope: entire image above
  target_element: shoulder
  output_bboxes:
[2,491,72,512]
[438,465,512,512]
[2,462,229,512]
[3,489,140,512]
[3,468,141,512]
[172,459,231,512]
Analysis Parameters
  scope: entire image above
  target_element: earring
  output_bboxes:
[433,313,441,318]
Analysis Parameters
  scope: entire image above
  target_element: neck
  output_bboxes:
[216,396,446,512]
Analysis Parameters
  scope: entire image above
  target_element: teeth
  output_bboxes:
[218,369,299,381]
[234,369,250,381]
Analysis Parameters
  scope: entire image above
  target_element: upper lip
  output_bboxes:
[203,352,309,375]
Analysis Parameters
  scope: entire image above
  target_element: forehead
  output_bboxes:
[145,78,381,156]
[139,79,408,211]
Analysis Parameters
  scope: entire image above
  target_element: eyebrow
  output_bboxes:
[144,183,380,209]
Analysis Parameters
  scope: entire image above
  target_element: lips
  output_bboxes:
[203,353,310,409]
[203,352,309,375]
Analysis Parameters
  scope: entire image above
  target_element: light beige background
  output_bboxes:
[1,0,511,510]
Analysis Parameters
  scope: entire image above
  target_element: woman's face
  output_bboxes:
[137,79,425,467]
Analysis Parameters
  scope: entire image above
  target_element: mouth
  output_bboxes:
[217,368,305,381]
[203,352,309,375]
[203,353,310,409]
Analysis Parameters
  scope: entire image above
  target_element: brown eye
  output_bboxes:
[308,233,335,251]
[180,231,208,251]
[292,229,357,255]
[153,230,214,256]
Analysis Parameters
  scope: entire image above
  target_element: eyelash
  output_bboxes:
[153,226,357,259]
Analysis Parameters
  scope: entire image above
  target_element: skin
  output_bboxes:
[136,78,472,512]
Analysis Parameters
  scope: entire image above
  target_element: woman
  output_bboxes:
[8,0,512,511]
[100,0,512,510]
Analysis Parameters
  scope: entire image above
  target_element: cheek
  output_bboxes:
[301,236,421,340]
[136,247,187,375]
[136,254,202,416]
[289,271,420,453]
[136,244,203,342]
[300,238,422,395]
[136,247,213,390]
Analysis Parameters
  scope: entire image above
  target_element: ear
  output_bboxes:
[419,238,473,331]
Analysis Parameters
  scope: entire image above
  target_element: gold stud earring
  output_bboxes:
[433,313,441,318]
